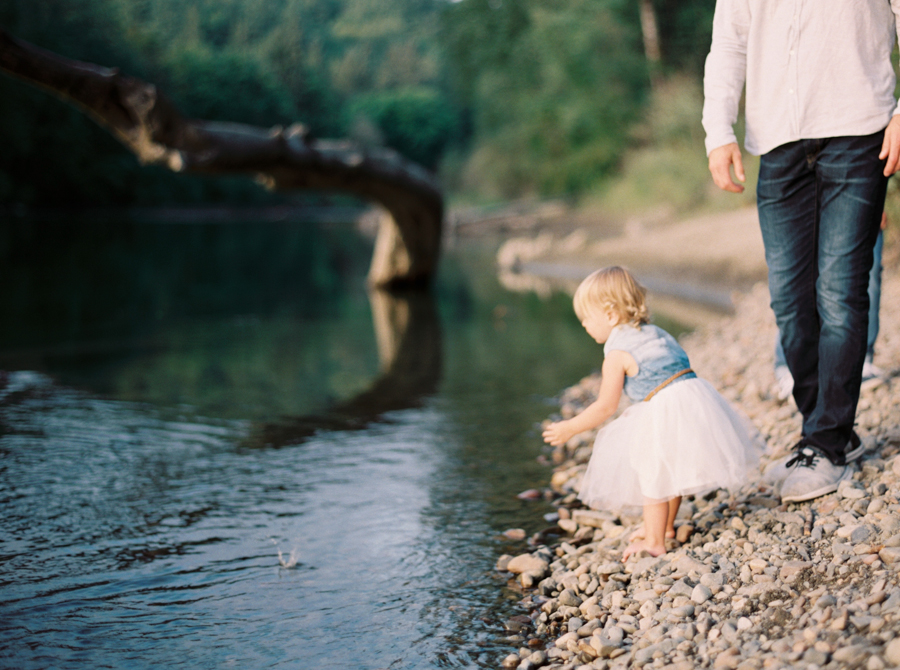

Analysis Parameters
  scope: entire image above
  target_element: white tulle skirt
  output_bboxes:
[577,377,763,510]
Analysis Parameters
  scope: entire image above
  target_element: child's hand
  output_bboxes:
[543,421,575,447]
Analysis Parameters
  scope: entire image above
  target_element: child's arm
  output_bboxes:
[542,350,632,447]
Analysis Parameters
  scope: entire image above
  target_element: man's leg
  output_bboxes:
[807,132,886,461]
[757,139,820,423]
[866,230,884,359]
[757,134,885,502]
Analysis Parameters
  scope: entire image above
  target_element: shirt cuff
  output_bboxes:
[704,130,739,157]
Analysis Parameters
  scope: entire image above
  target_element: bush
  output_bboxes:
[347,87,460,170]
[161,48,297,126]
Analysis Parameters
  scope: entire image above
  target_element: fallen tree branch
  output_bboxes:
[0,29,443,287]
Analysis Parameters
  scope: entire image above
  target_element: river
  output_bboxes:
[0,217,684,669]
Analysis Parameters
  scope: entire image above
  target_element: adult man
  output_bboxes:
[702,1,900,502]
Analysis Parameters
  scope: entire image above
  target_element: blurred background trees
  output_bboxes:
[0,0,820,214]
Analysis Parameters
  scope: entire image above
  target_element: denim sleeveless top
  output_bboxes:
[604,324,696,402]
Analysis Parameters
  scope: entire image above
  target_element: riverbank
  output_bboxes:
[496,259,900,669]
[484,204,768,329]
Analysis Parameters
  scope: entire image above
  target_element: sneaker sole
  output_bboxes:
[844,443,865,463]
[781,466,853,503]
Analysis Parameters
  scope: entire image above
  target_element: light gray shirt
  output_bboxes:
[702,0,900,156]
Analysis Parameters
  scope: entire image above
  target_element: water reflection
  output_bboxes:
[255,288,442,447]
[0,220,610,669]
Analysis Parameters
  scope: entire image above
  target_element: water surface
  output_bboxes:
[0,219,680,669]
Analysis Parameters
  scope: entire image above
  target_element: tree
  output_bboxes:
[440,0,648,197]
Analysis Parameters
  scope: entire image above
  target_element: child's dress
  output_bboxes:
[578,323,762,509]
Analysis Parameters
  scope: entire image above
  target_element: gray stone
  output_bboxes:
[721,621,738,643]
[803,648,829,666]
[668,579,695,598]
[816,594,837,610]
[700,572,725,589]
[558,519,578,534]
[883,533,900,548]
[882,590,900,612]
[559,589,583,608]
[850,525,874,544]
[667,604,695,618]
[508,554,549,575]
[878,547,900,564]
[572,509,615,528]
[597,562,625,575]
[568,617,584,633]
[630,555,666,576]
[632,645,656,665]
[591,636,621,659]
[832,644,869,665]
[779,560,813,582]
[838,480,866,499]
[502,653,521,668]
[671,554,712,576]
[885,638,900,667]
[691,584,713,604]
[633,588,659,603]
[526,650,547,666]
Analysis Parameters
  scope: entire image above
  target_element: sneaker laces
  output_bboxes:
[785,446,821,469]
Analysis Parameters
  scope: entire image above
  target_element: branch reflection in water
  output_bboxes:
[252,287,441,447]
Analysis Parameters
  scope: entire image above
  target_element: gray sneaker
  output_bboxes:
[780,445,853,503]
[765,432,864,491]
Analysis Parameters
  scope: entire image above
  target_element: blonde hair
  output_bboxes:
[573,266,649,326]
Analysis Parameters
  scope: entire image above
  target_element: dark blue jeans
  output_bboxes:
[757,132,888,463]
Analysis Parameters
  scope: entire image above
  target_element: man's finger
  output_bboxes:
[733,149,746,183]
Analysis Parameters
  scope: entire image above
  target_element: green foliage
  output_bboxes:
[348,87,460,169]
[591,77,758,216]
[0,0,736,205]
[441,0,648,198]
[161,47,297,126]
[0,0,450,205]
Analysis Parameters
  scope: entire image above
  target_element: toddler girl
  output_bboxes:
[543,267,761,560]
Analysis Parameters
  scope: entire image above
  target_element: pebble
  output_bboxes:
[691,584,712,604]
[496,269,900,669]
[517,489,543,500]
[503,528,528,541]
[884,638,900,666]
[507,554,549,576]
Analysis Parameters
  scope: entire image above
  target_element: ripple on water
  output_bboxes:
[0,372,529,669]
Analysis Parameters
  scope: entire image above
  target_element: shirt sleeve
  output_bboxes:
[702,0,751,155]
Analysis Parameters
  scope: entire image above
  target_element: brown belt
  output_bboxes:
[643,368,694,402]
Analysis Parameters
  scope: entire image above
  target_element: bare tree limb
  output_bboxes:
[639,0,662,90]
[0,29,443,287]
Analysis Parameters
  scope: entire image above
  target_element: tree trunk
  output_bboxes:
[0,29,443,288]
[639,0,662,87]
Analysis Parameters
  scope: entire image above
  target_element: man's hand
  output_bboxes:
[880,115,900,177]
[708,142,746,193]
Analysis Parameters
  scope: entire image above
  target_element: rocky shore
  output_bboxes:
[496,265,900,670]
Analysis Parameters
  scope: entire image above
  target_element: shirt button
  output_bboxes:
[789,89,794,94]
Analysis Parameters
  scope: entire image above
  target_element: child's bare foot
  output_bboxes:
[629,525,676,542]
[622,539,666,561]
